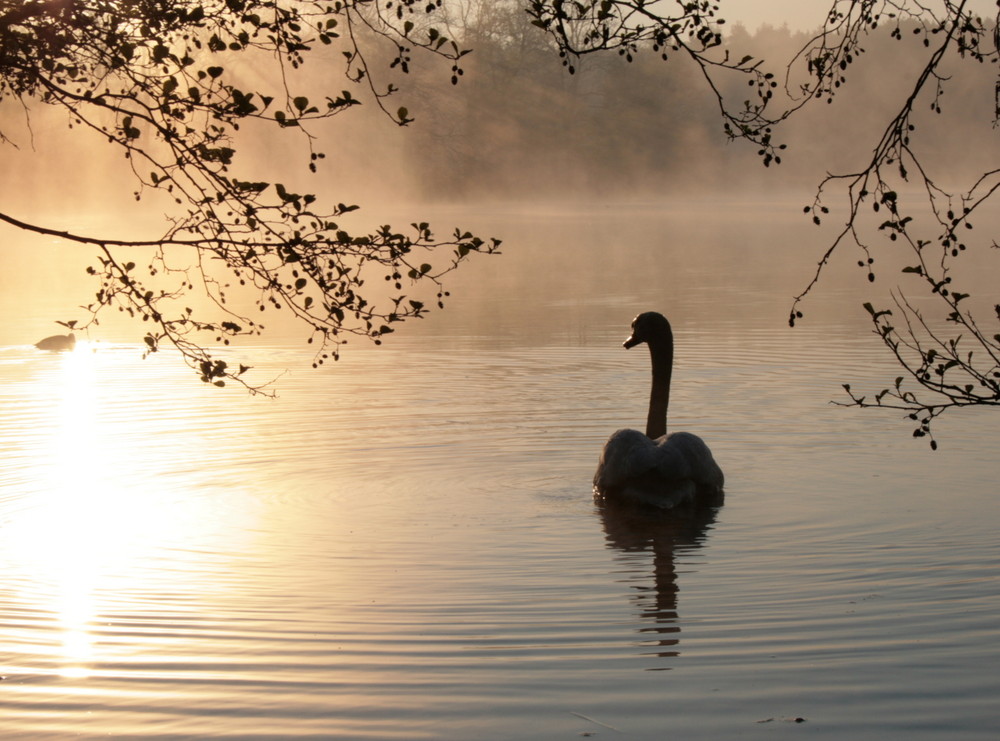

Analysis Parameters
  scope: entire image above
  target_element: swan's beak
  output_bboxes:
[623,334,640,349]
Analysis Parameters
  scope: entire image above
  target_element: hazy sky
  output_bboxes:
[723,0,997,31]
[721,0,826,30]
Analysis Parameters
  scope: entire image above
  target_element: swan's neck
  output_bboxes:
[645,335,673,440]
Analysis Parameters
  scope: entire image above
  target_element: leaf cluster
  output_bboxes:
[785,1,1000,445]
[0,0,495,388]
[530,0,999,445]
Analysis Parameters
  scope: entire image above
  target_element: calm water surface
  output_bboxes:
[1,203,998,739]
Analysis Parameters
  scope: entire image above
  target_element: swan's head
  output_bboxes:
[623,311,671,349]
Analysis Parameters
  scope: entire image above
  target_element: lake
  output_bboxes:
[1,201,997,739]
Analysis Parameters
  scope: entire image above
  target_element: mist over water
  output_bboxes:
[2,8,995,210]
[2,199,999,739]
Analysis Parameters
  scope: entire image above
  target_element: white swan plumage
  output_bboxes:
[594,312,723,509]
[34,332,76,352]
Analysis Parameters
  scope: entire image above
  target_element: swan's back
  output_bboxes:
[594,428,724,509]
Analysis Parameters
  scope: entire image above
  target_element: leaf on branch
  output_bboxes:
[862,302,892,320]
[234,180,269,193]
[121,116,140,140]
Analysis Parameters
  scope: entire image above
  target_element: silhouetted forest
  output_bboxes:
[374,7,997,201]
[1,6,994,209]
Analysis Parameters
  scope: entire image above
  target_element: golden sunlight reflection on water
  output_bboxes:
[2,343,267,685]
[0,323,996,740]
[1,204,998,740]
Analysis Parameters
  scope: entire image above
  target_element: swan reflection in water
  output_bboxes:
[597,494,722,668]
[594,311,725,665]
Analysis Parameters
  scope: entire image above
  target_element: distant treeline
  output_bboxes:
[383,7,996,201]
[0,6,993,210]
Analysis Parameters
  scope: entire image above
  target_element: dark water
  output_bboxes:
[1,203,997,739]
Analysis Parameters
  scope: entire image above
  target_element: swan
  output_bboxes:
[594,312,723,509]
[34,332,76,352]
